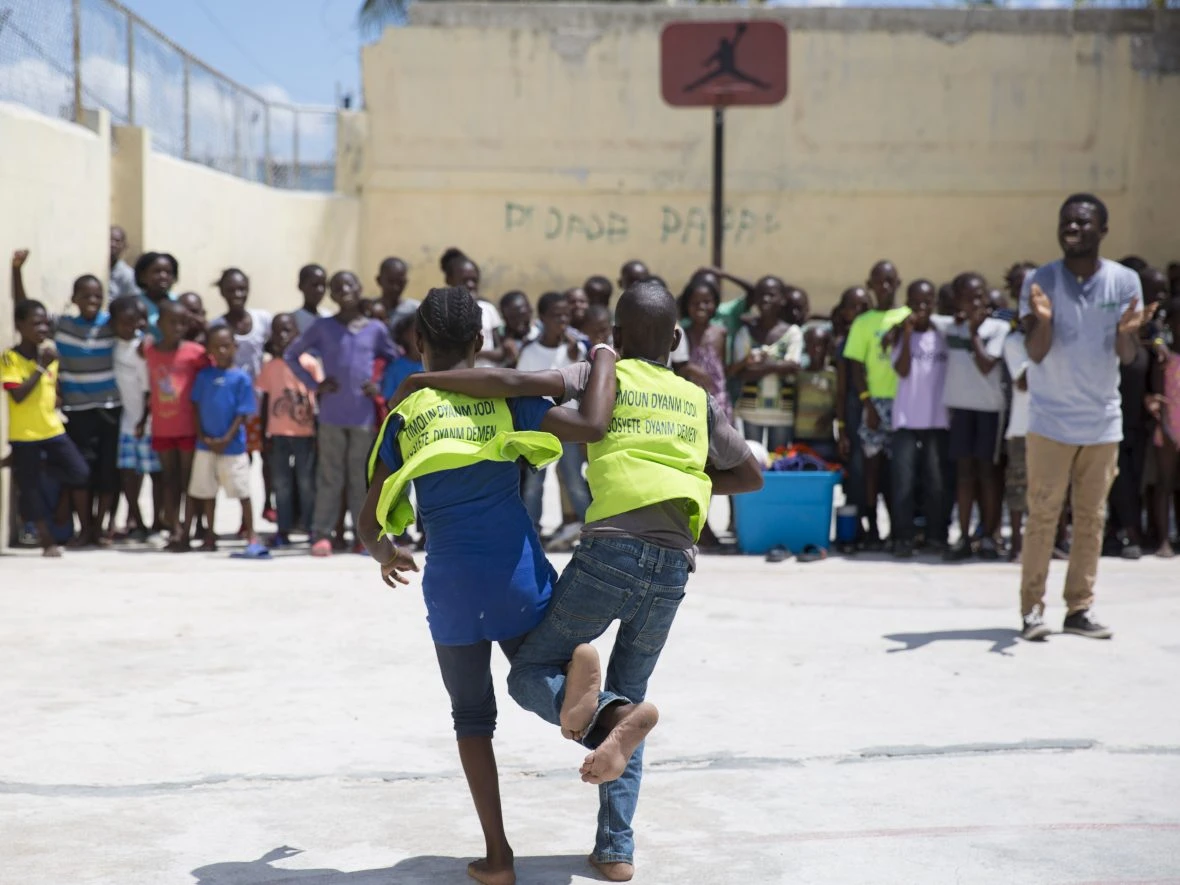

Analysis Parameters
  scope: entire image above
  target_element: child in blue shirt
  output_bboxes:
[380,312,425,406]
[183,326,263,556]
[359,287,617,885]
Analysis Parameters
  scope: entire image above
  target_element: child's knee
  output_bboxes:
[451,697,498,739]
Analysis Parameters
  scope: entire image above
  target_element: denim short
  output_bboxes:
[857,397,894,458]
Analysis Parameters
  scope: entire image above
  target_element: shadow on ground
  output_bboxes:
[884,628,1021,656]
[192,846,591,884]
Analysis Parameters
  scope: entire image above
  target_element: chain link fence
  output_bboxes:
[0,0,338,190]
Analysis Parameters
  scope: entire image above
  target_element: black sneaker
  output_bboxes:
[1021,612,1051,641]
[942,540,972,562]
[1120,543,1143,560]
[1063,610,1113,639]
[978,537,1000,561]
[893,539,914,559]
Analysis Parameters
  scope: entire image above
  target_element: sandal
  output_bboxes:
[231,542,271,560]
[796,544,828,563]
[765,545,790,563]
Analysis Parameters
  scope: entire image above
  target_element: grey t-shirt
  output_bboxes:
[210,308,272,383]
[931,315,1008,412]
[558,360,750,556]
[386,297,420,327]
[109,259,139,300]
[1018,258,1141,446]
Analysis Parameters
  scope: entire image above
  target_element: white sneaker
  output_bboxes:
[145,532,168,550]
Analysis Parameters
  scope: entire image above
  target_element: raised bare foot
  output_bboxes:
[466,855,515,885]
[579,702,658,785]
[42,545,63,558]
[589,856,635,882]
[560,644,602,739]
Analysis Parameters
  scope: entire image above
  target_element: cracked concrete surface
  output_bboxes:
[2,539,1178,884]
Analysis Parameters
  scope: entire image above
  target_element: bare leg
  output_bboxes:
[36,520,61,557]
[150,471,164,532]
[95,491,116,545]
[66,488,92,547]
[1155,443,1177,558]
[978,461,1002,538]
[956,459,976,541]
[456,737,515,885]
[1009,510,1024,562]
[121,470,145,532]
[863,454,882,540]
[240,497,257,545]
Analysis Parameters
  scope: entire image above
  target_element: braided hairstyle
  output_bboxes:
[416,286,484,361]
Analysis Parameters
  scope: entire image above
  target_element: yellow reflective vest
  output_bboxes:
[585,359,712,540]
[367,388,563,536]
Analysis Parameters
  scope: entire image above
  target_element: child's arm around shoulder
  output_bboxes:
[390,365,568,410]
[538,349,616,443]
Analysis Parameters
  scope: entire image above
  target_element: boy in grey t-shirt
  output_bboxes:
[931,272,1010,561]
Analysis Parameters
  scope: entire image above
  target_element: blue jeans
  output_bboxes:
[891,428,948,544]
[523,442,590,529]
[269,435,316,534]
[507,537,691,864]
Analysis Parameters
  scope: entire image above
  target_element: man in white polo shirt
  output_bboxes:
[1017,193,1145,642]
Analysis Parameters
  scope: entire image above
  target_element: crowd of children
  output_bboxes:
[5,229,1180,562]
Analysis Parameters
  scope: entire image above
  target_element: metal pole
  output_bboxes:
[182,59,191,159]
[711,106,725,268]
[233,93,242,177]
[71,0,82,122]
[293,109,301,190]
[126,15,135,124]
[264,105,272,186]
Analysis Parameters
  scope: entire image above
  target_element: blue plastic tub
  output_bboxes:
[733,470,842,555]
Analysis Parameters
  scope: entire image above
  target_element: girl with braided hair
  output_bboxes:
[359,286,618,885]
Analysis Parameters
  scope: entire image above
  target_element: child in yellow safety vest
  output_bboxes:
[358,286,618,885]
[391,280,764,881]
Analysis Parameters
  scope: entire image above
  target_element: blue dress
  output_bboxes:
[376,396,557,646]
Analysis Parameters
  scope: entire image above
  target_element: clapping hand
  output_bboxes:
[1029,284,1053,323]
[1117,297,1147,338]
[12,249,29,268]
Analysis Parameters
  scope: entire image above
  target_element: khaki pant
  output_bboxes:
[1020,433,1119,616]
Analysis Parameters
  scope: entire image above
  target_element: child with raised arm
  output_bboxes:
[184,326,263,556]
[394,280,763,882]
[359,287,617,885]
[2,301,90,556]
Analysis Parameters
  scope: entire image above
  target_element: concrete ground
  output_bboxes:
[2,487,1179,884]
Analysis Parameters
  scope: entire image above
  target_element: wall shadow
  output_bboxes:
[191,846,589,885]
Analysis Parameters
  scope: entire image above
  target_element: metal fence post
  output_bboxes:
[71,0,82,122]
[264,105,273,186]
[293,108,301,190]
[126,16,135,125]
[182,58,191,160]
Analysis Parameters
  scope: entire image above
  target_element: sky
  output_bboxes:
[118,0,368,107]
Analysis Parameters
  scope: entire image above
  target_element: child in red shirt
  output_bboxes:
[143,301,206,547]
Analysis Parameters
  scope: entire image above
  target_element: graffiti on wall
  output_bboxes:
[504,202,780,247]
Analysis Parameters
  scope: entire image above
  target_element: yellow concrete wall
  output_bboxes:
[359,8,1180,306]
[141,151,359,316]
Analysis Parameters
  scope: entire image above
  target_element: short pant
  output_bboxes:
[64,406,121,493]
[948,408,1002,463]
[857,397,894,458]
[118,433,162,474]
[1004,436,1027,514]
[152,435,197,453]
[188,449,251,500]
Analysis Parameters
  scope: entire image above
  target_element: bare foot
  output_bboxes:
[1158,542,1175,559]
[579,702,658,785]
[167,536,191,553]
[42,545,62,558]
[200,537,218,552]
[560,644,602,739]
[96,532,114,549]
[589,856,635,882]
[467,856,515,885]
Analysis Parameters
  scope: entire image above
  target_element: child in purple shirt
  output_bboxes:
[285,271,399,557]
[889,280,950,557]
